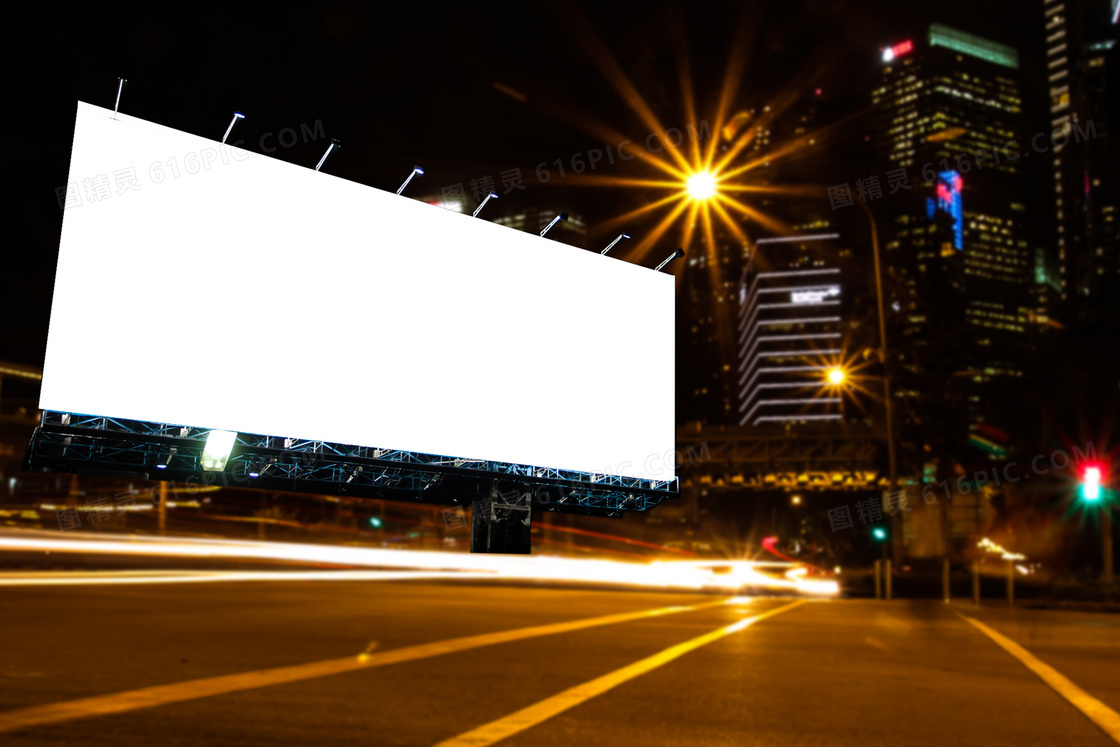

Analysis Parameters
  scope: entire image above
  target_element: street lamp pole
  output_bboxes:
[858,200,900,564]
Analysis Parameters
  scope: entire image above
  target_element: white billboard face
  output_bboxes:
[41,103,674,480]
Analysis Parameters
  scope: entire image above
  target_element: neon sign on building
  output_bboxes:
[790,287,840,304]
[933,170,964,251]
[881,40,914,63]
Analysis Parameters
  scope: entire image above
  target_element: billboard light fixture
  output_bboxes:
[601,233,630,255]
[472,192,498,218]
[155,446,178,471]
[201,430,238,472]
[540,211,568,237]
[221,112,245,144]
[113,77,126,118]
[248,458,275,479]
[315,139,341,172]
[654,248,685,272]
[396,166,425,195]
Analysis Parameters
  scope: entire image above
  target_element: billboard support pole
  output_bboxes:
[470,481,532,554]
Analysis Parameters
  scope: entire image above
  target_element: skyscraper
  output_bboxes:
[1042,0,1119,313]
[735,234,849,427]
[871,23,1034,456]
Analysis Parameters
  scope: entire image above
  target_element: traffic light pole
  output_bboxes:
[859,200,900,567]
[1104,507,1114,586]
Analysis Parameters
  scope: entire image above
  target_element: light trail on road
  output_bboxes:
[0,530,838,595]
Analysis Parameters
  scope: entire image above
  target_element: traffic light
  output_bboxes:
[872,527,888,541]
[1080,462,1104,502]
[369,517,383,528]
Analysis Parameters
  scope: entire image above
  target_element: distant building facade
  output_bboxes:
[736,235,850,427]
[871,24,1035,453]
[1042,0,1119,314]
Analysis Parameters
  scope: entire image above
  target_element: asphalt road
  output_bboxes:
[2,578,1119,745]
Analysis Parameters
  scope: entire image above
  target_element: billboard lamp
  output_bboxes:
[201,430,238,472]
[113,77,126,118]
[155,446,177,471]
[315,139,341,172]
[601,233,630,255]
[472,192,498,218]
[540,212,568,237]
[249,458,275,479]
[396,166,425,195]
[654,248,685,272]
[221,112,245,144]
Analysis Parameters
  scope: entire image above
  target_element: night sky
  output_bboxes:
[5,0,1042,366]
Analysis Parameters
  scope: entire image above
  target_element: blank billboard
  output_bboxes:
[41,103,674,480]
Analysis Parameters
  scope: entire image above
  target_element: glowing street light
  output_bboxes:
[826,367,847,386]
[396,166,424,196]
[686,171,718,201]
[221,112,245,144]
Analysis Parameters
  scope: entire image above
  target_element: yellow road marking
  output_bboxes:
[958,613,1120,743]
[434,599,808,747]
[0,598,730,735]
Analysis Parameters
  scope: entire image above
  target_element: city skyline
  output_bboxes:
[2,0,1118,569]
[3,10,1120,742]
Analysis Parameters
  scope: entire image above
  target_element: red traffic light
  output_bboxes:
[1080,461,1105,501]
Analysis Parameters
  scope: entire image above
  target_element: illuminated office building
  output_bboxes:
[735,235,851,427]
[1042,0,1119,312]
[871,24,1034,447]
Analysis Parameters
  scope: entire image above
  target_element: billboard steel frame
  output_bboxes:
[25,411,677,519]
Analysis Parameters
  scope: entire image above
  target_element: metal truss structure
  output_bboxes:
[676,425,886,492]
[25,412,678,519]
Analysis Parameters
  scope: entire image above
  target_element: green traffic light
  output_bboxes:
[369,517,383,528]
[1081,464,1103,502]
[872,527,887,541]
